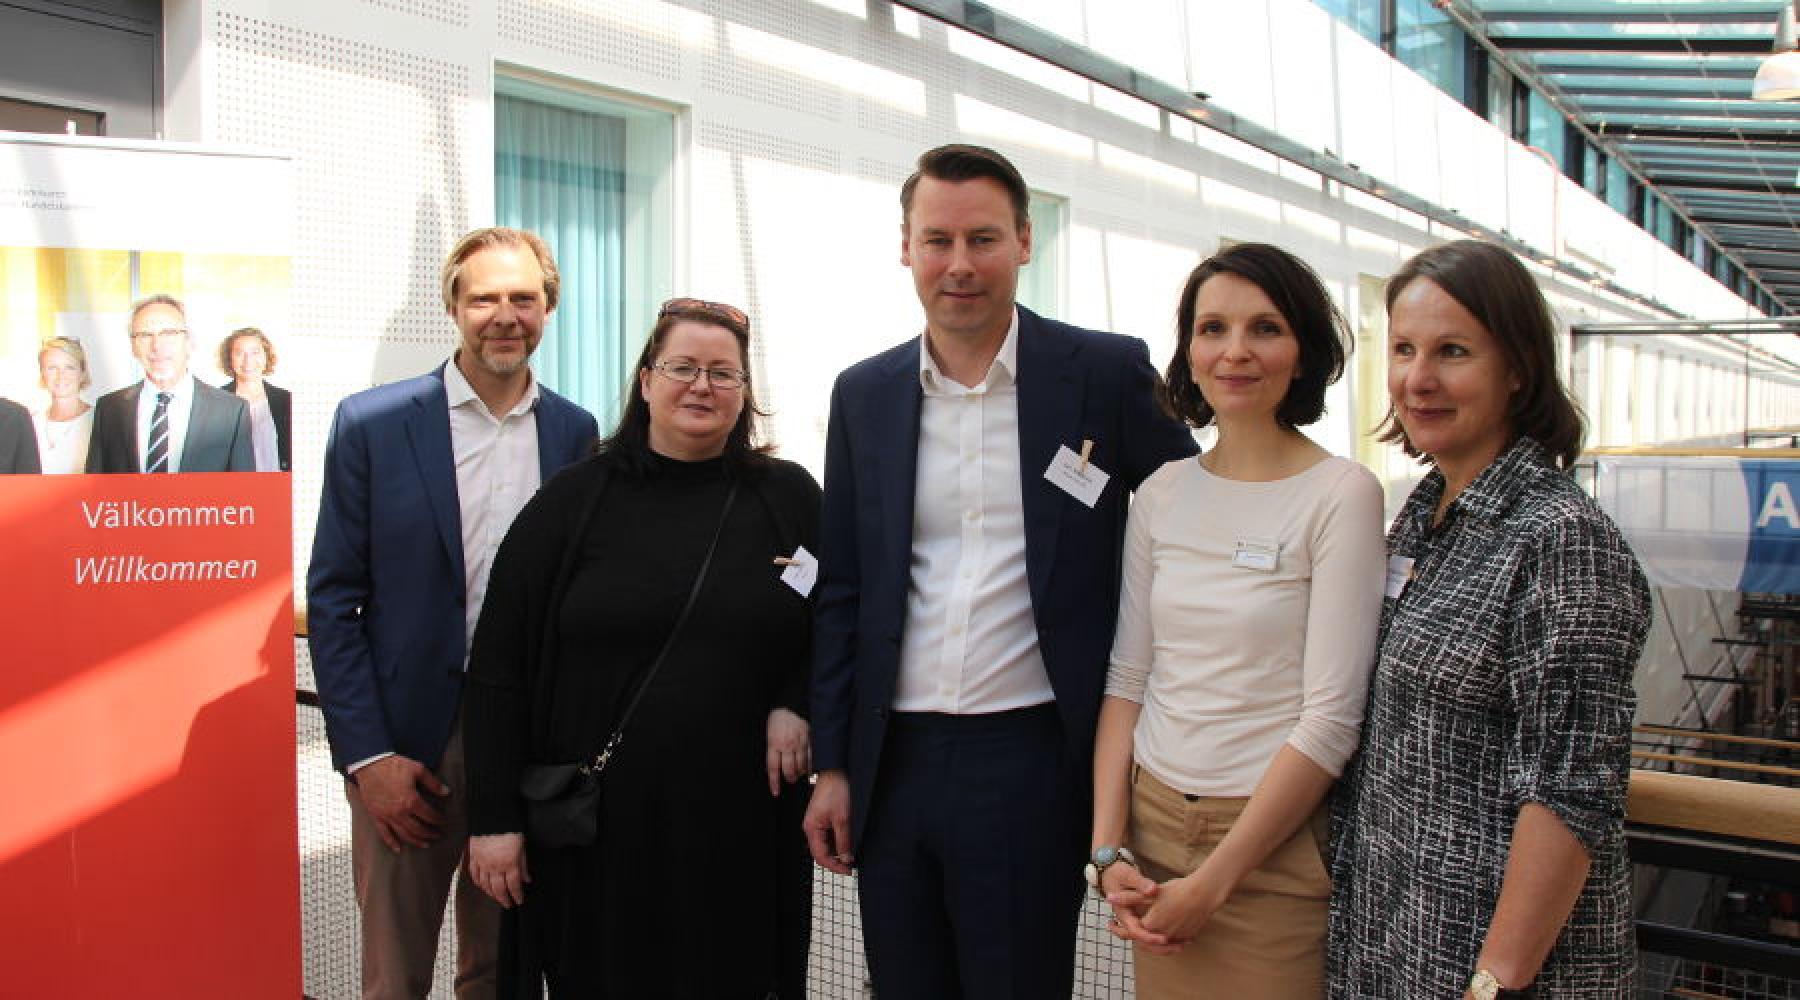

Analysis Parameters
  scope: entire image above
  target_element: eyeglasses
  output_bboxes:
[650,360,749,391]
[130,328,189,343]
[659,297,749,328]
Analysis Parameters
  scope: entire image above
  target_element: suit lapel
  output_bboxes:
[877,341,923,606]
[532,393,567,481]
[181,377,213,469]
[405,369,465,584]
[119,383,145,472]
[1015,308,1084,612]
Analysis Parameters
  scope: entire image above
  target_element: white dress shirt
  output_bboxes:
[445,357,542,655]
[893,310,1055,714]
[348,359,544,775]
[134,375,197,472]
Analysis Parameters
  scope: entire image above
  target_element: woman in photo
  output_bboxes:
[32,336,93,475]
[1092,242,1385,997]
[219,326,291,471]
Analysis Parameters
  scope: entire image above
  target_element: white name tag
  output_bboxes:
[1385,555,1415,599]
[1231,538,1279,572]
[1044,445,1109,508]
[779,545,818,597]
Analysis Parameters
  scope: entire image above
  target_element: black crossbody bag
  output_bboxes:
[518,482,739,848]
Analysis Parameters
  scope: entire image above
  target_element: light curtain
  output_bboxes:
[495,94,628,427]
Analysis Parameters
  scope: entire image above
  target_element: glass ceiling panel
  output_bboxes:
[1464,0,1797,313]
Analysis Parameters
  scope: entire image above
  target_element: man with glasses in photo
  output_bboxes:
[86,293,255,474]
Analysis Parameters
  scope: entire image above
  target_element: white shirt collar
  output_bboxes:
[143,372,194,402]
[445,354,540,418]
[918,308,1019,393]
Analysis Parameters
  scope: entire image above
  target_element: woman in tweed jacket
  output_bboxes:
[1327,240,1651,999]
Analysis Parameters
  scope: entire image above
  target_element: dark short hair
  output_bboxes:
[1377,240,1585,469]
[596,302,773,477]
[900,144,1031,230]
[218,327,278,378]
[1163,242,1349,430]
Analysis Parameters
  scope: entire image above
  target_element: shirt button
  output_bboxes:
[965,510,978,522]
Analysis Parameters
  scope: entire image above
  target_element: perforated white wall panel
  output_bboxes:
[178,0,1795,995]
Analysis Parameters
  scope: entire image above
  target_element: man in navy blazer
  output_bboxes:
[804,145,1197,998]
[308,228,597,1000]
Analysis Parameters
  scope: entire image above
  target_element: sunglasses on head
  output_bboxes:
[659,297,749,328]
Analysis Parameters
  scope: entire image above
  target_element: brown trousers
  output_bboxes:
[346,716,500,1000]
[1127,766,1331,1000]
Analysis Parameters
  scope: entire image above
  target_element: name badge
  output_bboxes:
[1231,538,1279,572]
[778,545,818,597]
[1043,445,1110,509]
[1385,555,1415,599]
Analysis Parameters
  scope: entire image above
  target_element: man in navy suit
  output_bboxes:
[308,227,598,1000]
[804,145,1197,998]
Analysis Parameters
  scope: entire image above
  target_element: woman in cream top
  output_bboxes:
[32,336,94,475]
[1090,243,1384,998]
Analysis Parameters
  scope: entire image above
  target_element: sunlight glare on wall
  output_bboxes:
[954,95,1093,160]
[726,23,926,114]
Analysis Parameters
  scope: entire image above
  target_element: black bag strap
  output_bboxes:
[580,480,739,775]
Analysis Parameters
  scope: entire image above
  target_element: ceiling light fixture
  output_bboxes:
[1752,0,1800,100]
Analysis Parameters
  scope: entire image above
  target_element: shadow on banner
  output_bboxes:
[0,472,300,998]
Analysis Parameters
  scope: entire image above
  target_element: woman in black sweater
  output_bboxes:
[464,299,818,998]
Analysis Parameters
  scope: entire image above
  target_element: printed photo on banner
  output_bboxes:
[0,247,291,473]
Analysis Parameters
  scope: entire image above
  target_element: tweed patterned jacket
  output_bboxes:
[1327,436,1651,998]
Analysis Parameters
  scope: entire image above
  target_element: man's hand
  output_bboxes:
[349,755,449,851]
[766,708,812,797]
[468,833,530,908]
[803,769,854,875]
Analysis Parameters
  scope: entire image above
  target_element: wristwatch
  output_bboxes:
[1083,846,1137,897]
[1468,969,1533,999]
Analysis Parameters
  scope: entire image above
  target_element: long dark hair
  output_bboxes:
[1377,240,1585,469]
[1163,242,1349,430]
[594,303,773,477]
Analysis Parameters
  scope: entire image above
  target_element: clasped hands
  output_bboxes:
[1100,863,1229,956]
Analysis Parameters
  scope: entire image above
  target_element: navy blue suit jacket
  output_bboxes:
[307,365,598,772]
[811,306,1197,847]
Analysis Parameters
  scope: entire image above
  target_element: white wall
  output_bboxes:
[160,0,1796,702]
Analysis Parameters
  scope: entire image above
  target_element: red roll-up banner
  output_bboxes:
[0,472,299,998]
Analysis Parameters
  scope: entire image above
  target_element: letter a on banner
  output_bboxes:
[1757,481,1800,530]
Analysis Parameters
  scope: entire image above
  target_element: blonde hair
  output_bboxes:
[439,227,560,312]
[39,336,91,390]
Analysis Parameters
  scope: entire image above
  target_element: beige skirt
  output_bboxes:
[1126,765,1331,1000]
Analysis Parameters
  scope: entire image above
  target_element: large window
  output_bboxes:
[1394,0,1466,103]
[495,78,673,426]
[1316,0,1384,45]
[1525,92,1566,169]
[1019,192,1066,319]
[1605,159,1633,215]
